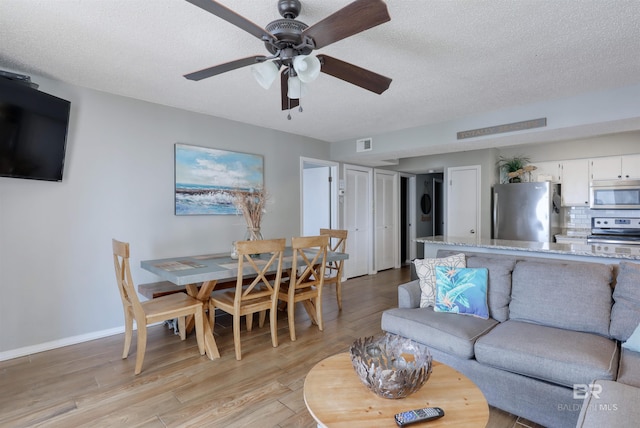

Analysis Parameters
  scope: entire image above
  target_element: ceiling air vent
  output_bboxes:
[356,137,373,152]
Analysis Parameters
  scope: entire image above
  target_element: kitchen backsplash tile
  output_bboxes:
[563,207,640,230]
[564,206,591,229]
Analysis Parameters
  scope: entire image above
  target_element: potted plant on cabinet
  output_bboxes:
[497,155,530,183]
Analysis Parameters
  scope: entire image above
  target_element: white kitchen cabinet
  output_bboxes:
[622,154,640,179]
[591,154,640,180]
[532,161,561,182]
[561,159,590,206]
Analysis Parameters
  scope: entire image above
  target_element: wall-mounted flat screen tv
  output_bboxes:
[0,77,71,181]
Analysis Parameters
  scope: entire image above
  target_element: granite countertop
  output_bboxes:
[416,235,640,260]
[554,228,590,241]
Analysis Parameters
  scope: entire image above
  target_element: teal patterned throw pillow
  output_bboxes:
[434,266,489,319]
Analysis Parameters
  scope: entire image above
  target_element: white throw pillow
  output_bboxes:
[414,253,466,308]
[623,323,640,353]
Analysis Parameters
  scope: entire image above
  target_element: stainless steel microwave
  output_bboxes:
[590,180,640,209]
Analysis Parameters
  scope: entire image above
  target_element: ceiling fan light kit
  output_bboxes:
[184,0,392,119]
[251,61,280,89]
[287,75,307,99]
[292,54,321,83]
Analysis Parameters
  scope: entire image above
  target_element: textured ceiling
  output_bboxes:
[1,0,640,146]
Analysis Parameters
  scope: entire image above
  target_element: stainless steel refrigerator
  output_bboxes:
[492,182,561,242]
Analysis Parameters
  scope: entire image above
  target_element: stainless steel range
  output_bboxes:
[587,217,640,245]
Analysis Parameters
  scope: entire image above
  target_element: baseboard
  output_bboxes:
[0,326,125,362]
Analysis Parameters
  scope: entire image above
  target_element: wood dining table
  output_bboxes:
[140,248,349,360]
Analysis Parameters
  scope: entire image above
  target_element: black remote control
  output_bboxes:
[394,407,445,426]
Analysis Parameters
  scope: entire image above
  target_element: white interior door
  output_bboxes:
[446,165,481,239]
[344,165,372,278]
[374,170,398,271]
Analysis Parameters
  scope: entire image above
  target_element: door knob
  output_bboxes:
[470,229,475,234]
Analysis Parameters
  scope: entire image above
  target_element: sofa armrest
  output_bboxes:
[618,348,640,388]
[575,379,640,427]
[398,280,421,309]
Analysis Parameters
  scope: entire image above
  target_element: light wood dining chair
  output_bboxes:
[319,228,348,310]
[112,239,205,375]
[209,238,286,360]
[278,235,329,341]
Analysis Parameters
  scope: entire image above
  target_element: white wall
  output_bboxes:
[330,83,640,165]
[0,78,330,358]
[497,131,640,162]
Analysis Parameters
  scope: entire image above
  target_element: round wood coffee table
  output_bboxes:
[304,353,489,427]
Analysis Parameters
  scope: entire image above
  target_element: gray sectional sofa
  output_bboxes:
[381,250,640,428]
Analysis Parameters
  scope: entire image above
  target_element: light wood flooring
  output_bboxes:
[0,266,543,427]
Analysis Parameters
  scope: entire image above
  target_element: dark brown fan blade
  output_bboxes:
[186,0,276,43]
[317,55,391,94]
[281,69,300,111]
[184,56,266,81]
[301,0,390,49]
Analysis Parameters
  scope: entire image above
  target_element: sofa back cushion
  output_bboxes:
[610,262,640,341]
[466,255,515,322]
[509,260,613,336]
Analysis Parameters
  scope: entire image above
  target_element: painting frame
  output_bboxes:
[174,143,264,216]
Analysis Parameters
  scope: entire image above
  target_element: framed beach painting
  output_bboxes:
[174,143,264,215]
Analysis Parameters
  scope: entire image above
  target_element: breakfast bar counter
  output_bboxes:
[417,236,640,263]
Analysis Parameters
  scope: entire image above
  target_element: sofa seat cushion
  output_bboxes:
[381,307,498,359]
[474,320,619,388]
[509,260,613,336]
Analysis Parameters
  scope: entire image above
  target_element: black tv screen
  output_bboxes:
[0,78,71,181]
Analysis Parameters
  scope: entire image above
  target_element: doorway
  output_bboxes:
[300,158,338,236]
[414,173,443,259]
[400,174,416,265]
[433,177,444,236]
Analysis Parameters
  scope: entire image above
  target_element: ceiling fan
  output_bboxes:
[184,0,392,116]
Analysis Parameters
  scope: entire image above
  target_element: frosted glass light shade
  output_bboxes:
[251,61,279,89]
[287,76,308,99]
[293,55,321,83]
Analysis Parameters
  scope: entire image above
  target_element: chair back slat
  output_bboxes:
[235,239,285,304]
[320,228,348,253]
[320,229,348,276]
[291,235,329,290]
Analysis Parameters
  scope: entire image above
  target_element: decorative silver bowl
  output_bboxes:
[349,334,432,399]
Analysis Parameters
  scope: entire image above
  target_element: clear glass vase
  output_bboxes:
[244,227,263,241]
